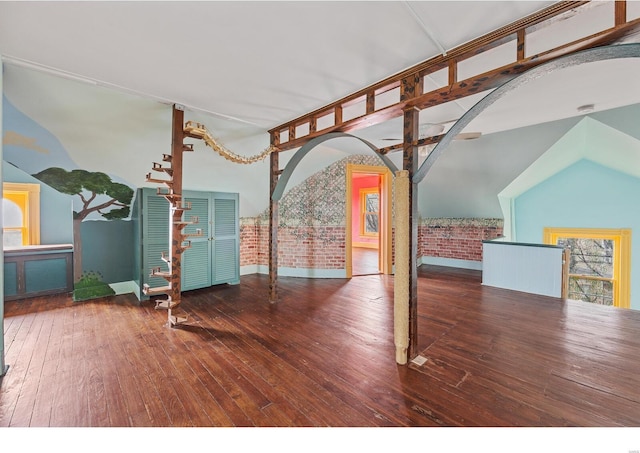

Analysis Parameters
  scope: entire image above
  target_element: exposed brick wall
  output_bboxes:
[239,219,260,267]
[240,218,504,271]
[240,222,345,269]
[419,218,503,263]
[238,154,505,272]
[277,226,346,269]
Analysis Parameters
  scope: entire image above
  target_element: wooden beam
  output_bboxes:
[379,134,443,155]
[270,2,640,151]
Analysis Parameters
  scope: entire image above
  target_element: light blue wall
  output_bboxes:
[2,161,73,244]
[81,219,134,284]
[515,159,640,310]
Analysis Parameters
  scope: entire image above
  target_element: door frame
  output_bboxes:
[346,163,392,277]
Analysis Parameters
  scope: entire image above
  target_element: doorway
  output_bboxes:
[346,164,392,277]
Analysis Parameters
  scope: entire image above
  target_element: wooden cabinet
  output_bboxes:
[137,188,239,299]
[3,244,74,301]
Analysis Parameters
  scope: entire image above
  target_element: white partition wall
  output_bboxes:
[482,240,565,298]
[1,56,7,376]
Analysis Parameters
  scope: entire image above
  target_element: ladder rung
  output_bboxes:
[152,162,173,175]
[143,284,171,295]
[155,298,179,310]
[168,308,188,326]
[146,173,173,186]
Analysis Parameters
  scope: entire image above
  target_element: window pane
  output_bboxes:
[557,237,613,278]
[2,198,24,228]
[365,193,379,213]
[365,213,378,234]
[3,230,23,248]
[568,277,613,306]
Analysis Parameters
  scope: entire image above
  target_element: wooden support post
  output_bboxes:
[561,248,571,299]
[616,0,627,26]
[335,105,343,126]
[394,170,410,364]
[269,135,279,303]
[517,29,526,60]
[366,92,375,115]
[400,73,421,363]
[170,105,184,306]
[448,60,457,85]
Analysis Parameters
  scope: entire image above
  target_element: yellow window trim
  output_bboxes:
[543,227,631,309]
[3,182,41,246]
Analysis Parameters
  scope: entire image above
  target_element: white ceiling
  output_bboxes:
[2,1,640,218]
[0,1,559,128]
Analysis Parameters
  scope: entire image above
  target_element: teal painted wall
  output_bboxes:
[80,219,134,284]
[515,159,640,309]
[2,161,73,244]
[3,95,135,298]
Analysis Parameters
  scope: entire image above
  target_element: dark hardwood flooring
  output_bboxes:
[352,246,380,275]
[2,265,640,430]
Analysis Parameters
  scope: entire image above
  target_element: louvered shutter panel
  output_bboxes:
[212,195,239,285]
[181,193,212,290]
[143,190,170,292]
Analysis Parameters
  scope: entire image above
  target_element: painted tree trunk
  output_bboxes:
[73,217,83,283]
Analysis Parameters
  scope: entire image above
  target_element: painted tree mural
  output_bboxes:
[32,167,134,282]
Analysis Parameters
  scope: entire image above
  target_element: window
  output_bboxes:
[360,188,379,236]
[2,183,40,247]
[543,227,631,308]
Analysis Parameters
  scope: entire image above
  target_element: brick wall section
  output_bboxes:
[241,218,504,271]
[239,220,259,267]
[277,226,346,269]
[419,219,503,262]
[240,222,346,269]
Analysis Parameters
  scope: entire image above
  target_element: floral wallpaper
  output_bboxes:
[256,154,384,227]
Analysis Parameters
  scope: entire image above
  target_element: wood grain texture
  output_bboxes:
[2,265,640,427]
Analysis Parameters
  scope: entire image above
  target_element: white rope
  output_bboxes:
[184,121,276,164]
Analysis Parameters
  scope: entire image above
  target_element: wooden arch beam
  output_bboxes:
[271,132,398,202]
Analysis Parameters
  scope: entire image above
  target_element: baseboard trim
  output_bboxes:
[420,256,482,271]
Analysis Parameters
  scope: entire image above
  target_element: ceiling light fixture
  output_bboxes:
[577,103,595,113]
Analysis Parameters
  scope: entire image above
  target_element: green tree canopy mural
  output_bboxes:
[33,167,133,221]
[32,167,134,283]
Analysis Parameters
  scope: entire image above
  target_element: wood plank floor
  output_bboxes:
[2,265,640,429]
[352,246,380,276]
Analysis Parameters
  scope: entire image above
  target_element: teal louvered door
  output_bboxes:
[140,189,239,299]
[141,188,170,293]
[181,192,212,291]
[212,193,240,285]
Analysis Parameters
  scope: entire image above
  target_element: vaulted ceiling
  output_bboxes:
[2,1,640,218]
